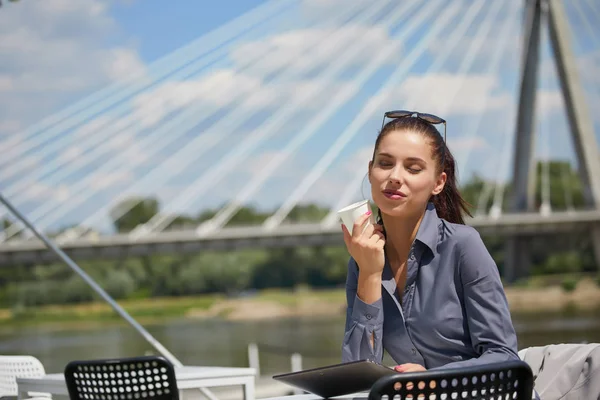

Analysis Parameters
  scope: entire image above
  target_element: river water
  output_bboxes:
[1,310,599,376]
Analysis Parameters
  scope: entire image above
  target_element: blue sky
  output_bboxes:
[110,0,267,63]
[0,0,598,236]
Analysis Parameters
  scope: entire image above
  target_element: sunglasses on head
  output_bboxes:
[381,110,446,142]
[380,109,447,165]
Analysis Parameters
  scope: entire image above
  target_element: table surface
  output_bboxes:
[17,366,256,384]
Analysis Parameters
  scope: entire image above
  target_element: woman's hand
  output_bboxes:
[341,211,386,276]
[392,364,432,391]
[394,363,426,373]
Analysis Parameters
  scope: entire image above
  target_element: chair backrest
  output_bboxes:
[369,360,534,400]
[64,356,178,400]
[0,355,46,397]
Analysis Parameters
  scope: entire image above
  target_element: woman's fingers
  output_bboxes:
[368,230,385,248]
[394,363,426,373]
[351,212,372,239]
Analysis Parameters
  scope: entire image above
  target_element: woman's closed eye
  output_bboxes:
[407,165,423,173]
[377,160,394,167]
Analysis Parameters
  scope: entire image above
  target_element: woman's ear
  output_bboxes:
[432,172,447,195]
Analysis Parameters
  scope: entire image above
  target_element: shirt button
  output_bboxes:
[410,253,415,260]
[412,348,417,356]
[366,314,372,320]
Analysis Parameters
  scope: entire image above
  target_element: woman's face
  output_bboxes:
[369,130,446,218]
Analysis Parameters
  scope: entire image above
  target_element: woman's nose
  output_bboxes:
[388,167,403,184]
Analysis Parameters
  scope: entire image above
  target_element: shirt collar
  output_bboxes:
[414,202,440,255]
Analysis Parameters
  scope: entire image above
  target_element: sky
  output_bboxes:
[0,0,599,235]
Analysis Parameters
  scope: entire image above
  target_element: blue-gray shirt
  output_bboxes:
[342,202,519,370]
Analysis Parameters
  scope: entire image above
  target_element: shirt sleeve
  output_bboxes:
[435,229,520,370]
[341,257,384,363]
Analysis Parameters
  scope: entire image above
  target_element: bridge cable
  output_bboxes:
[2,0,369,241]
[0,10,289,201]
[560,0,599,212]
[75,0,385,239]
[195,1,428,235]
[131,0,431,236]
[575,0,600,107]
[486,21,539,219]
[322,0,508,227]
[262,0,464,230]
[0,1,303,224]
[582,0,600,38]
[540,8,554,216]
[0,0,294,173]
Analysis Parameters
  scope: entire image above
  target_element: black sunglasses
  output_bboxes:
[380,110,448,167]
[381,110,446,143]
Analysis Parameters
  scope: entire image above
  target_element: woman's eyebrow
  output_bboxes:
[405,157,426,163]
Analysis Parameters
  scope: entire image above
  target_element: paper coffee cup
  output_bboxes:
[337,200,375,235]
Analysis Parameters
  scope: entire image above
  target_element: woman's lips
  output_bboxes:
[383,189,407,200]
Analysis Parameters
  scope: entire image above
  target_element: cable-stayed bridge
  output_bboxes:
[0,0,599,282]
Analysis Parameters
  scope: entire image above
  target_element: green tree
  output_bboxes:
[226,206,269,226]
[165,215,196,230]
[285,204,330,223]
[110,197,160,232]
[534,160,585,210]
[197,209,218,223]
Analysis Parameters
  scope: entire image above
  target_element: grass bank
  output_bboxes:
[1,278,599,328]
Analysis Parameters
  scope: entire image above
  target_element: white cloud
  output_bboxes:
[449,136,489,152]
[537,89,564,116]
[0,154,40,186]
[0,120,21,135]
[103,47,147,83]
[0,75,13,92]
[20,182,70,203]
[578,50,600,86]
[73,116,114,139]
[89,171,134,190]
[128,70,357,129]
[245,150,298,178]
[230,24,402,76]
[427,10,522,72]
[368,73,512,116]
[341,146,372,174]
[59,146,84,163]
[0,0,146,133]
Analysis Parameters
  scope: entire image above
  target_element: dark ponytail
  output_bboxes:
[431,146,471,224]
[372,116,472,224]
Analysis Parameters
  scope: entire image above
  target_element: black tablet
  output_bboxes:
[272,360,399,399]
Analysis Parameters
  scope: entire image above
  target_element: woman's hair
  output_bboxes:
[371,116,472,224]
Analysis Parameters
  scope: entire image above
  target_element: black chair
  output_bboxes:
[64,356,178,400]
[369,360,534,400]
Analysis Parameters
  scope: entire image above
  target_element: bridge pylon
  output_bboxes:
[506,0,600,282]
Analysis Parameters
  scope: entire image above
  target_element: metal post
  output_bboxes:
[0,193,218,400]
[290,353,303,395]
[546,0,600,208]
[546,0,600,271]
[506,0,543,282]
[248,343,260,377]
[510,0,542,213]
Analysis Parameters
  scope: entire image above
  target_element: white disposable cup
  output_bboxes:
[337,199,375,235]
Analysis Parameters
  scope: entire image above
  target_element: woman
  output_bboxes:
[341,111,519,372]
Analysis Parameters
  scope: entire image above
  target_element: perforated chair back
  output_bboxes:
[369,360,534,400]
[64,356,178,400]
[0,355,46,398]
